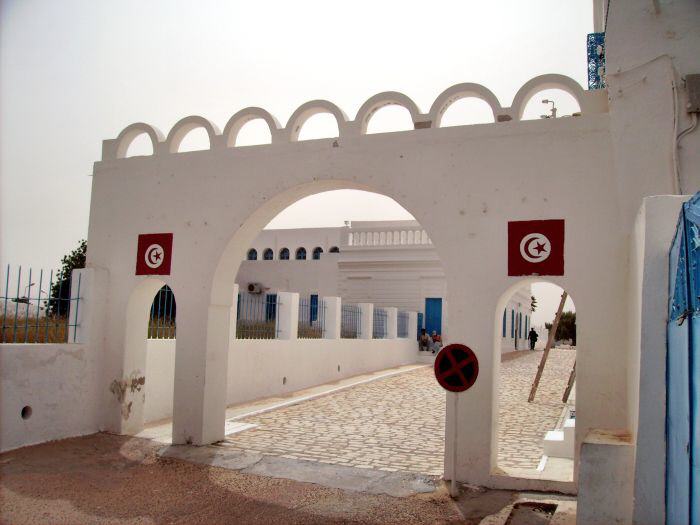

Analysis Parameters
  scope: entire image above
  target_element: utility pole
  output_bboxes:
[528,291,568,402]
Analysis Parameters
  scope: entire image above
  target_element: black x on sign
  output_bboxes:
[433,344,479,392]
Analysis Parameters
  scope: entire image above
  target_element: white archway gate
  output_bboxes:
[86,75,668,493]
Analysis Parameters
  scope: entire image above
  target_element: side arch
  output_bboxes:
[429,83,502,127]
[355,91,422,134]
[285,100,349,142]
[115,123,164,159]
[223,107,281,147]
[166,115,221,153]
[510,74,586,120]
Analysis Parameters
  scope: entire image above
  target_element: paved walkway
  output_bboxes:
[222,348,576,475]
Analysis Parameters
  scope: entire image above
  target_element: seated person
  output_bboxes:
[430,331,443,354]
[418,329,431,351]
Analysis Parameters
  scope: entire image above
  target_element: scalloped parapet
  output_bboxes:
[102,74,608,161]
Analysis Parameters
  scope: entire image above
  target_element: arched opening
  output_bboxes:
[520,89,582,121]
[263,248,274,260]
[176,127,211,152]
[121,278,175,436]
[439,97,495,127]
[494,280,576,482]
[295,247,307,260]
[279,247,290,260]
[365,105,414,134]
[247,248,258,261]
[208,184,448,477]
[124,132,155,157]
[234,118,272,146]
[143,285,177,426]
[296,113,340,141]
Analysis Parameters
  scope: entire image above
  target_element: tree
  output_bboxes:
[47,240,86,317]
[545,311,576,345]
[530,295,538,312]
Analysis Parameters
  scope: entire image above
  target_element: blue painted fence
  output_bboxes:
[667,193,700,524]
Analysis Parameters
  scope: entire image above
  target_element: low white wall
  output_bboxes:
[227,337,417,405]
[144,339,177,423]
[143,337,417,423]
[0,344,99,452]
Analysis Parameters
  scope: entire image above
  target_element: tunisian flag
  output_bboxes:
[508,220,565,276]
[135,233,173,276]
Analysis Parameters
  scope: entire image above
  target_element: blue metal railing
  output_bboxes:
[373,308,388,339]
[148,285,176,339]
[236,293,278,339]
[341,304,361,339]
[1,264,81,344]
[298,296,325,339]
[587,32,606,90]
[397,311,409,338]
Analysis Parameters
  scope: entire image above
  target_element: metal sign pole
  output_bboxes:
[450,391,459,498]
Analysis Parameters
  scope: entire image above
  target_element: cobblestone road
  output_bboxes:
[223,348,576,475]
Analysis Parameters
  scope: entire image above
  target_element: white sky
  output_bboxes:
[1,0,591,322]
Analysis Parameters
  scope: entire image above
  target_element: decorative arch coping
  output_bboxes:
[355,91,422,134]
[223,107,282,147]
[429,83,502,127]
[510,74,586,120]
[115,123,165,159]
[166,115,222,153]
[285,100,349,142]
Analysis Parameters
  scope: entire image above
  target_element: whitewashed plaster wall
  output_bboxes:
[0,344,100,452]
[235,258,339,298]
[626,195,690,525]
[88,107,623,493]
[142,337,416,424]
[605,0,700,215]
[247,227,345,260]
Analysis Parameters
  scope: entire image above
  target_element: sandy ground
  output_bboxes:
[0,432,568,525]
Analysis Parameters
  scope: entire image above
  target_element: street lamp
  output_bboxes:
[540,99,557,119]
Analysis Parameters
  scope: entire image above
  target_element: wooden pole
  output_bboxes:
[528,291,568,403]
[562,361,576,403]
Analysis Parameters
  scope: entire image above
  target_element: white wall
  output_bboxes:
[0,344,99,452]
[628,195,690,525]
[142,336,417,424]
[235,257,339,298]
[144,339,177,423]
[247,227,344,260]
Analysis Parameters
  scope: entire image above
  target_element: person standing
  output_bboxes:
[528,328,538,350]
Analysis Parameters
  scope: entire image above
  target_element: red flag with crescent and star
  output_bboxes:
[135,233,173,276]
[508,219,564,276]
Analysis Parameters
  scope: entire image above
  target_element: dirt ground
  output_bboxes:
[0,433,569,525]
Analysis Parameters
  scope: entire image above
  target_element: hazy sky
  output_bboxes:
[1,0,590,323]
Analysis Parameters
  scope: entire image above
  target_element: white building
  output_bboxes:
[237,220,533,352]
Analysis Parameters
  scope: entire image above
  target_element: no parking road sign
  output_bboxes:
[434,344,479,393]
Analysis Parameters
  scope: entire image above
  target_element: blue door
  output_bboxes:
[425,298,442,335]
[417,312,424,340]
[667,193,700,525]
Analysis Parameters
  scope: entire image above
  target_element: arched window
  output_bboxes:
[312,247,323,260]
[296,247,307,260]
[247,249,257,261]
[279,248,290,260]
[263,248,273,260]
[329,246,339,253]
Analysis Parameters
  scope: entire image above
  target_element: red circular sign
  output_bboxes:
[433,344,479,392]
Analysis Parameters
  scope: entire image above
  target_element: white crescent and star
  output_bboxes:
[145,243,165,269]
[519,233,551,263]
